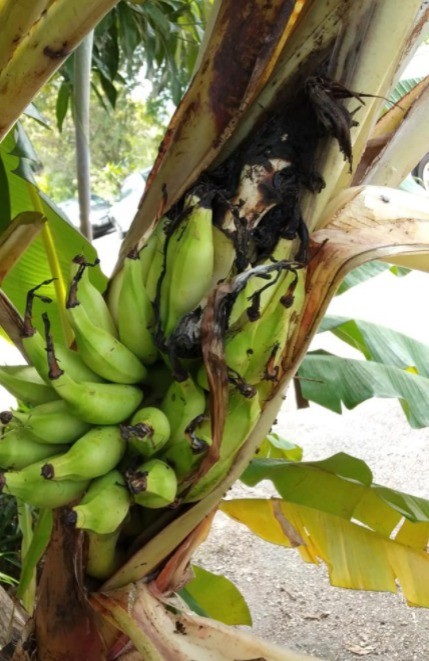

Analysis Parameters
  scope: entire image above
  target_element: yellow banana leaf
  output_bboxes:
[221,497,429,607]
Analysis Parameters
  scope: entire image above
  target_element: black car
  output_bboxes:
[58,195,114,238]
[413,153,429,192]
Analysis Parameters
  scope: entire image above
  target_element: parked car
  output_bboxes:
[109,170,150,237]
[400,44,429,193]
[58,194,114,238]
[412,153,429,192]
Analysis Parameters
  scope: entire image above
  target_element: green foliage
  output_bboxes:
[53,0,209,126]
[23,84,165,203]
[299,350,429,427]
[179,565,252,626]
[0,495,20,585]
[0,126,102,342]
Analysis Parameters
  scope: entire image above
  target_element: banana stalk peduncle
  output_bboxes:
[41,312,64,381]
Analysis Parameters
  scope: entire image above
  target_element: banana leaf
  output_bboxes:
[179,565,252,626]
[319,316,429,377]
[298,350,429,428]
[221,452,429,606]
[0,125,104,345]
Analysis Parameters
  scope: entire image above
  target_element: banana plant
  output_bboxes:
[1,1,429,659]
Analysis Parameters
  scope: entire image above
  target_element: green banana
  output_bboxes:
[22,329,107,384]
[67,470,131,535]
[49,369,143,425]
[161,375,207,447]
[143,218,168,302]
[0,364,59,406]
[209,225,236,290]
[162,438,207,483]
[121,406,171,458]
[41,426,125,481]
[0,428,65,470]
[105,267,124,327]
[42,315,143,424]
[228,238,295,328]
[184,389,261,502]
[10,400,91,444]
[21,281,105,384]
[70,256,118,337]
[0,460,89,508]
[223,267,305,385]
[126,458,178,509]
[116,250,158,365]
[85,529,124,580]
[159,195,214,336]
[66,298,147,384]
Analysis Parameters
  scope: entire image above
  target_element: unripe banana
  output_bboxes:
[106,268,124,326]
[159,196,214,336]
[0,364,59,406]
[0,461,89,508]
[41,426,125,481]
[22,329,105,384]
[184,390,261,502]
[66,301,147,384]
[43,312,144,424]
[242,268,306,385]
[143,218,168,301]
[66,470,131,535]
[70,257,118,337]
[49,369,143,425]
[209,225,236,289]
[85,529,124,580]
[126,458,178,509]
[161,375,207,447]
[228,238,294,328]
[224,267,305,385]
[121,406,171,458]
[0,428,65,470]
[162,438,207,483]
[11,400,91,444]
[116,250,158,365]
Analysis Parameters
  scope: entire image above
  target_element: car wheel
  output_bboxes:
[413,152,429,191]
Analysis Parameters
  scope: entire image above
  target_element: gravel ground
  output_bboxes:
[195,396,429,661]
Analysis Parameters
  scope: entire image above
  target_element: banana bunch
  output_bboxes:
[0,161,309,582]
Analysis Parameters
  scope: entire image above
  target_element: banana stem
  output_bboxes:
[27,184,74,346]
[73,31,94,242]
[17,509,53,607]
[16,500,35,614]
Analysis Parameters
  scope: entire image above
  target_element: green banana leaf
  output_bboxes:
[0,125,105,345]
[319,315,429,377]
[298,349,429,428]
[225,453,429,606]
[337,261,409,295]
[179,565,252,626]
[255,433,303,461]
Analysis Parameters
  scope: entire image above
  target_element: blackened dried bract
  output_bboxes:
[166,307,203,380]
[306,76,365,169]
